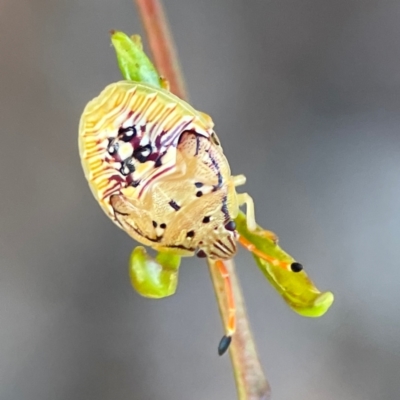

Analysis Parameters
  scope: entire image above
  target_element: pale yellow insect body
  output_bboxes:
[79,81,241,259]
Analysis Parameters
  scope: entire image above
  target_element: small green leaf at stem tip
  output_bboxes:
[234,211,334,317]
[129,246,181,299]
[110,30,162,87]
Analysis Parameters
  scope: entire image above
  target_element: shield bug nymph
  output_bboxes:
[79,80,302,355]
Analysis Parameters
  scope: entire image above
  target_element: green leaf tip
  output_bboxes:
[110,30,162,87]
[292,291,335,317]
[129,246,181,299]
[234,211,334,317]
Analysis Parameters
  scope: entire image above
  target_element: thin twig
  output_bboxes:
[134,1,270,398]
[135,0,187,99]
[209,260,270,399]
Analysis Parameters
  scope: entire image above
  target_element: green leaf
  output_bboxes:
[129,247,181,298]
[110,30,162,87]
[235,211,334,317]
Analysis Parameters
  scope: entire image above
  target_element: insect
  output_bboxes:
[79,79,304,354]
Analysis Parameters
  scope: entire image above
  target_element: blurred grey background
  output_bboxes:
[1,0,399,399]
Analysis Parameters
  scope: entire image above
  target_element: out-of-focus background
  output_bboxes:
[1,0,399,399]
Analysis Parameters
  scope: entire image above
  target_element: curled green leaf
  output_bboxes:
[110,30,162,87]
[235,211,334,317]
[129,246,181,298]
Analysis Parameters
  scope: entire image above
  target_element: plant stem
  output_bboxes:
[208,259,271,399]
[135,0,187,100]
[134,1,270,398]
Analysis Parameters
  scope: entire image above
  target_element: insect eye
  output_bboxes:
[224,221,236,231]
[119,125,137,142]
[134,144,152,163]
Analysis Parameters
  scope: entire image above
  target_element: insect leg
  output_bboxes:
[237,193,257,231]
[215,260,236,355]
[232,174,246,187]
[237,235,296,271]
[234,211,303,273]
[234,181,276,240]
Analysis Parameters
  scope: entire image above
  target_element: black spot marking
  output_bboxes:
[195,182,203,188]
[186,230,195,238]
[196,191,203,197]
[155,158,162,167]
[120,158,135,176]
[291,262,303,273]
[152,221,157,228]
[134,144,152,163]
[130,180,140,188]
[160,223,167,229]
[107,139,119,155]
[119,125,137,142]
[169,200,181,211]
[202,216,211,223]
[224,221,236,231]
[196,249,207,258]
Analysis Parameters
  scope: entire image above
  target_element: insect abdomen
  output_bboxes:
[79,81,214,223]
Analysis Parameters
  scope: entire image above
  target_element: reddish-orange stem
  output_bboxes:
[135,0,187,99]
[209,259,271,399]
[134,1,270,398]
